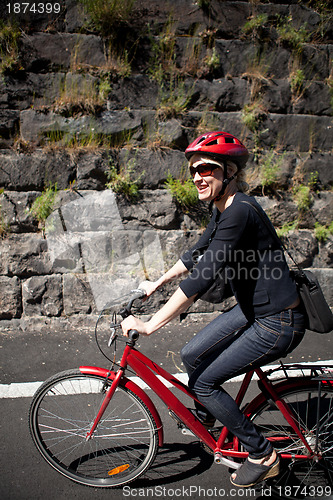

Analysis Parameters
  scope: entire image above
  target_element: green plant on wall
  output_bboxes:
[157,77,193,120]
[306,1,333,41]
[203,47,220,73]
[259,150,285,194]
[148,17,177,82]
[0,21,21,75]
[241,101,268,160]
[78,0,136,38]
[314,221,333,242]
[293,184,313,212]
[30,184,58,228]
[53,74,105,116]
[276,16,309,52]
[290,68,305,99]
[165,172,198,210]
[105,159,143,201]
[276,220,299,238]
[243,52,270,101]
[241,13,269,42]
[0,189,9,237]
[307,170,320,192]
[105,47,131,79]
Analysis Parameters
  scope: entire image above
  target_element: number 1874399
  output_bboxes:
[6,3,61,14]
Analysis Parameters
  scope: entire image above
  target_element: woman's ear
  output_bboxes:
[227,162,238,178]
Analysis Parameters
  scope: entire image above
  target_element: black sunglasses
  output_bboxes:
[189,163,219,178]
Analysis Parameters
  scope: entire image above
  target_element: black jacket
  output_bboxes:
[180,192,299,322]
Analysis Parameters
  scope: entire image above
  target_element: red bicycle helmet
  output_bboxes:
[185,131,249,169]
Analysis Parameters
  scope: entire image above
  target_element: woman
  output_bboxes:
[121,131,305,488]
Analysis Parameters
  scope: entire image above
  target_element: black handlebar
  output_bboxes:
[119,290,147,320]
[128,329,139,341]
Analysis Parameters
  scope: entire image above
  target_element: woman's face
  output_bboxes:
[189,154,224,202]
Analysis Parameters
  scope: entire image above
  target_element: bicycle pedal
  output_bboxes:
[181,428,195,437]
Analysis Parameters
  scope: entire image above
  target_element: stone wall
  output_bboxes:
[0,0,332,330]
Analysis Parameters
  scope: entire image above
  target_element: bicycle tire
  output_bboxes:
[247,379,333,499]
[29,369,159,488]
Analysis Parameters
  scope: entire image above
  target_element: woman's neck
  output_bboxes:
[215,187,238,212]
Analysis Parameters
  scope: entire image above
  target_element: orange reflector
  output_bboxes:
[108,464,130,476]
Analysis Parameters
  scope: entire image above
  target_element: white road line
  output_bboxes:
[1,360,332,399]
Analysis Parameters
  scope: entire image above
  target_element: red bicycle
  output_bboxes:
[29,291,333,498]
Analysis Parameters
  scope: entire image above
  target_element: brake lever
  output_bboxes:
[108,328,115,347]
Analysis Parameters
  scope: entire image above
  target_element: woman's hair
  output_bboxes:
[228,161,249,193]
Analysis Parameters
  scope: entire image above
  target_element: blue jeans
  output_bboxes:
[181,304,305,458]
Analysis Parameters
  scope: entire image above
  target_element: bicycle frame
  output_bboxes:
[80,340,328,464]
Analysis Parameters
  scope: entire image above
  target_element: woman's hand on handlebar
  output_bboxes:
[138,280,159,298]
[121,315,152,337]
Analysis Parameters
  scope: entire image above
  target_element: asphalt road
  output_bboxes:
[1,319,333,500]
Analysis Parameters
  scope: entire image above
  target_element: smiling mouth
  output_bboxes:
[196,185,209,193]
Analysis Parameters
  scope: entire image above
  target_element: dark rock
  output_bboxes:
[76,152,109,190]
[19,108,149,145]
[119,148,186,188]
[300,44,330,80]
[261,79,291,114]
[301,153,333,189]
[106,75,159,110]
[135,0,250,38]
[0,110,20,146]
[309,268,333,307]
[0,234,52,277]
[117,189,179,229]
[0,191,39,233]
[157,119,187,150]
[259,198,299,228]
[23,33,106,72]
[313,238,333,268]
[312,192,333,227]
[63,274,95,315]
[212,78,248,112]
[0,149,76,190]
[0,276,22,319]
[292,81,332,116]
[259,114,333,152]
[282,230,318,268]
[22,275,63,316]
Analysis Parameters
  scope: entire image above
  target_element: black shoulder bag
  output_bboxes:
[243,200,333,334]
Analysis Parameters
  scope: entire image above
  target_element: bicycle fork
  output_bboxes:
[85,345,131,441]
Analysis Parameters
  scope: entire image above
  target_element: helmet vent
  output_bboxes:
[207,139,218,146]
[224,137,235,143]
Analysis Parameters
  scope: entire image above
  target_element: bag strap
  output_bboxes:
[241,200,304,274]
[208,209,221,243]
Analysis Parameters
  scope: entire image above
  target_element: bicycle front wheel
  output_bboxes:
[29,369,159,487]
[248,380,333,498]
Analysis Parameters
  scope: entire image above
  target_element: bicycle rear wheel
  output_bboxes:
[248,380,333,499]
[29,369,159,487]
